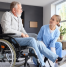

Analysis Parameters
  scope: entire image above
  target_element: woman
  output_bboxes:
[37,15,62,58]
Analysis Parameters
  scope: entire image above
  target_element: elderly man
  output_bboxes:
[1,1,66,67]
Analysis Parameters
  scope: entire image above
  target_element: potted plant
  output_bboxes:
[60,26,66,40]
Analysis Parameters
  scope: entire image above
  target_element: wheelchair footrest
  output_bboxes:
[24,63,30,67]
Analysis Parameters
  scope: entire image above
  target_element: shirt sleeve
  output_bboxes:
[37,26,44,41]
[49,29,60,47]
[20,22,28,35]
[1,12,22,36]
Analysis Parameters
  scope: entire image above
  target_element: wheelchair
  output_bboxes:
[0,24,41,67]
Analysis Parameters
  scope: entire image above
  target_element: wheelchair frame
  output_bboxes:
[0,24,41,67]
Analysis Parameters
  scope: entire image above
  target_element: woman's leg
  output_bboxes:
[55,42,62,57]
[36,41,58,62]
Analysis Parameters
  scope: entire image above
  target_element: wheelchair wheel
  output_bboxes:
[0,39,16,67]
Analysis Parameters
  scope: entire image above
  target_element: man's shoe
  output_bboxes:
[58,56,66,66]
[43,65,46,67]
[44,57,48,62]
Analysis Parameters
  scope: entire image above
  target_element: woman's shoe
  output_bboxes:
[58,55,66,66]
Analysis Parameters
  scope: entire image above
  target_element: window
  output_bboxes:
[56,1,66,40]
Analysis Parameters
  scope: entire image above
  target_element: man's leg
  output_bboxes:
[36,41,58,62]
[14,37,45,66]
[55,42,62,57]
[50,47,56,54]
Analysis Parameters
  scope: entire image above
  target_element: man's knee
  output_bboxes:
[29,37,36,42]
[29,37,36,45]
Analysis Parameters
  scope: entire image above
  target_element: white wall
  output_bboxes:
[51,4,55,17]
[43,0,60,25]
[0,12,4,23]
[43,4,51,25]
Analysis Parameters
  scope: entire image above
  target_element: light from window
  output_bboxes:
[56,1,66,40]
[56,1,66,21]
[60,22,66,40]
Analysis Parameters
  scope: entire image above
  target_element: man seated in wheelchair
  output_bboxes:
[1,1,66,67]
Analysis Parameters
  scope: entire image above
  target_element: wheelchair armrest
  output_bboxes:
[0,33,16,36]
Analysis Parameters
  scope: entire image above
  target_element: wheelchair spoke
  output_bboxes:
[0,39,16,67]
[5,53,15,64]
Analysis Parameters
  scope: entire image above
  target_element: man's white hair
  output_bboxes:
[10,1,21,11]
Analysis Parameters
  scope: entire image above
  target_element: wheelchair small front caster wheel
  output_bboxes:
[27,63,30,67]
[24,63,30,67]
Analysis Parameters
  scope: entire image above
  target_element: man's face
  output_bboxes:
[14,4,22,17]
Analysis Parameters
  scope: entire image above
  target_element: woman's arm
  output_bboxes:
[37,26,44,41]
[49,30,60,47]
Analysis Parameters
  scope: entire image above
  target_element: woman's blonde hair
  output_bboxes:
[54,14,61,27]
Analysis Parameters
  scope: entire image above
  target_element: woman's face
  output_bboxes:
[49,15,59,26]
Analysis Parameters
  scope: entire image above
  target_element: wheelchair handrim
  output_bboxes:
[0,39,16,67]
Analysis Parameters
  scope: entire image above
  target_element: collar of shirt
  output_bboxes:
[10,11,18,21]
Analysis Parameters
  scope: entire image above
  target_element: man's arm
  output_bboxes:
[20,20,29,37]
[1,12,22,36]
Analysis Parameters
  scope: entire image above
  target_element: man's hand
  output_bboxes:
[25,34,29,37]
[21,33,29,37]
[21,33,26,37]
